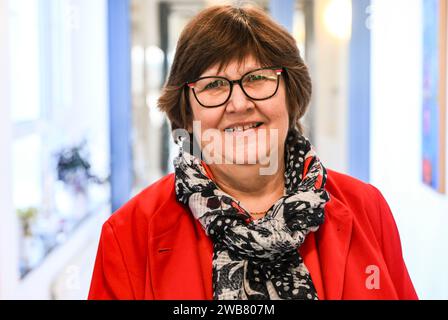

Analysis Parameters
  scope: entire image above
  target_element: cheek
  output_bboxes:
[264,88,289,127]
[262,88,290,144]
[279,90,290,131]
[190,103,223,131]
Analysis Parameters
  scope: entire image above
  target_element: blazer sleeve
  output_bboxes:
[88,221,135,300]
[369,185,419,300]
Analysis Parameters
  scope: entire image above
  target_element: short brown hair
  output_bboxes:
[157,4,312,135]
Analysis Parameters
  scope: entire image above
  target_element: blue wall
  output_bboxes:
[349,0,371,182]
[269,0,294,32]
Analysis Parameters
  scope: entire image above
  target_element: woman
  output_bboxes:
[89,4,417,300]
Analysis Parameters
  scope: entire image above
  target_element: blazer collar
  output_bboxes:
[148,182,353,300]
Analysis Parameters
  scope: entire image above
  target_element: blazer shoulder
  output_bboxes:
[106,173,177,230]
[326,168,387,208]
[326,168,374,201]
[325,168,390,243]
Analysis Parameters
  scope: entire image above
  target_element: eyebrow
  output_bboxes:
[202,65,262,78]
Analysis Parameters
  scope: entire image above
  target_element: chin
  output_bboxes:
[221,141,273,166]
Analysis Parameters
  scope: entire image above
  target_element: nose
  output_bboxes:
[225,82,254,113]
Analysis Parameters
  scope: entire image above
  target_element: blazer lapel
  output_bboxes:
[193,218,214,299]
[148,196,213,300]
[316,194,353,299]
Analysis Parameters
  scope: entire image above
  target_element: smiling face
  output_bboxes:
[188,55,289,168]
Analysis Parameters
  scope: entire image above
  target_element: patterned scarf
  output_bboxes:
[173,129,330,300]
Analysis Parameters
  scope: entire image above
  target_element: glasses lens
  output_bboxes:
[193,77,231,107]
[242,68,279,100]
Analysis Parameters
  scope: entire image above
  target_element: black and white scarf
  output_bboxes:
[173,129,330,300]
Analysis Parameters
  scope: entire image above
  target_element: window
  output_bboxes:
[9,0,110,278]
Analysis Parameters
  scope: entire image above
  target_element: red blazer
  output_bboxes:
[88,169,418,300]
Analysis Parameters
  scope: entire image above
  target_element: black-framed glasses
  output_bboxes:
[184,66,284,108]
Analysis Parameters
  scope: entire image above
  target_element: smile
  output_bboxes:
[224,122,264,133]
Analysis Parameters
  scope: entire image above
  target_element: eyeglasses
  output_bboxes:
[185,66,284,108]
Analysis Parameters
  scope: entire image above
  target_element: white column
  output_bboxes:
[312,0,350,173]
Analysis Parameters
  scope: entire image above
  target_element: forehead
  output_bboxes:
[200,55,264,78]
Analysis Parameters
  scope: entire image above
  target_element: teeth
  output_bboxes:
[225,123,261,132]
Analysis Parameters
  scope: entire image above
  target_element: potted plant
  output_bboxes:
[55,141,97,194]
[54,141,106,222]
[17,207,38,238]
[17,207,45,276]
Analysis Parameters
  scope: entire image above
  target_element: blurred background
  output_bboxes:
[0,0,447,299]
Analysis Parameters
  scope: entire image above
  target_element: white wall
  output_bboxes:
[371,0,448,299]
[0,0,20,299]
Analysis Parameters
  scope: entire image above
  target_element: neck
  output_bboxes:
[207,158,286,215]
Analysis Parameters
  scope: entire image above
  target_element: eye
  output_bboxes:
[204,79,227,90]
[247,74,266,82]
